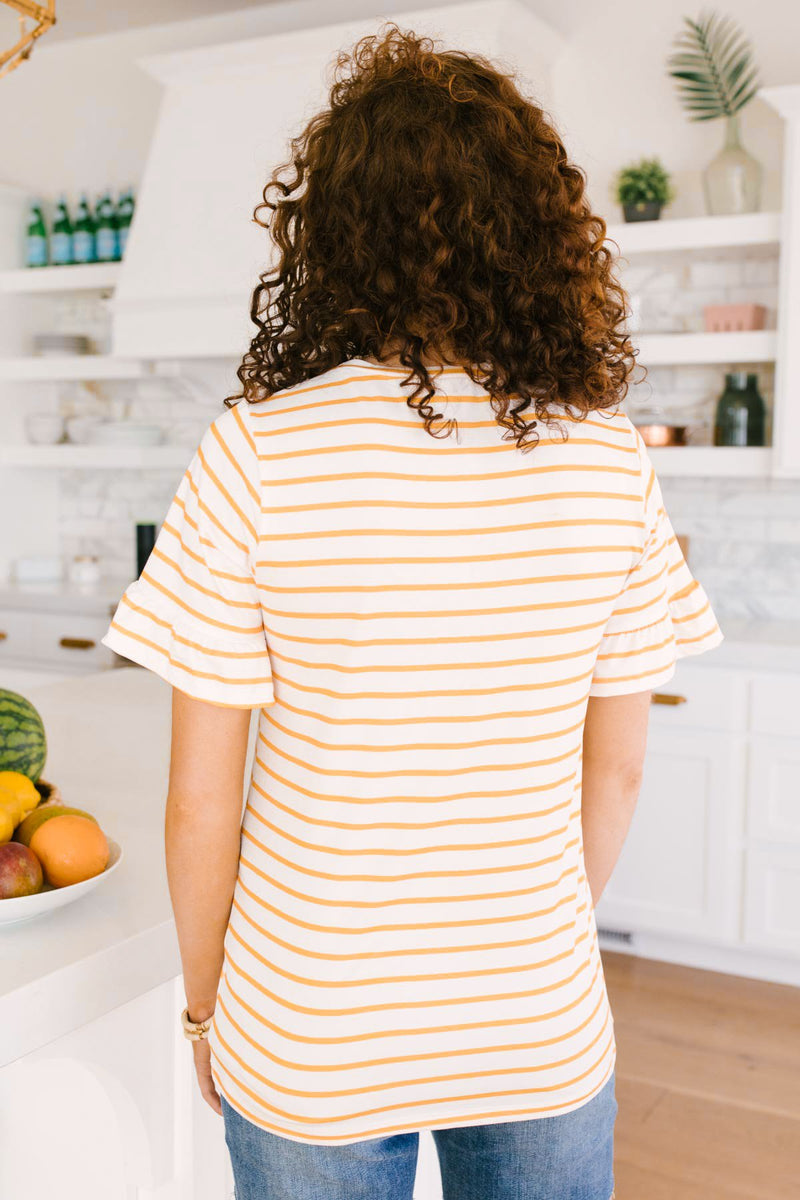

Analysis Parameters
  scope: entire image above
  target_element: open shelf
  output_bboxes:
[648,446,772,477]
[0,444,191,469]
[0,355,155,381]
[605,211,782,255]
[634,330,777,366]
[0,262,121,294]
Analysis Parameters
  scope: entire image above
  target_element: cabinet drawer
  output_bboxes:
[744,845,800,957]
[28,611,115,669]
[648,662,747,733]
[0,609,34,664]
[751,673,800,738]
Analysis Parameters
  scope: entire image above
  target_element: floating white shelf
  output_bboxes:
[606,211,782,255]
[0,444,191,469]
[0,355,155,381]
[648,446,772,478]
[633,330,777,366]
[0,261,121,293]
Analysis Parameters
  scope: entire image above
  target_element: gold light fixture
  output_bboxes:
[0,0,56,79]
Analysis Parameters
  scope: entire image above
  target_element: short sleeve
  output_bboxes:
[101,404,274,709]
[589,428,723,697]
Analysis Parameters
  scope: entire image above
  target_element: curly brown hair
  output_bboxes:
[226,24,639,450]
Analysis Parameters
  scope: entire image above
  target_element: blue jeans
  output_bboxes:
[220,1071,617,1200]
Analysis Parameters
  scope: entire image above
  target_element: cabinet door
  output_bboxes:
[595,730,745,942]
[747,736,800,844]
[744,845,800,955]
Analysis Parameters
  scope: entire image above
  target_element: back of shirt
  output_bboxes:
[103,358,723,1144]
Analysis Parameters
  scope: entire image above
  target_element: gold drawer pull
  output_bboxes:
[652,692,687,706]
[0,631,7,642]
[59,636,96,650]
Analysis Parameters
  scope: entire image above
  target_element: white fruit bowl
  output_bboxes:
[0,836,122,926]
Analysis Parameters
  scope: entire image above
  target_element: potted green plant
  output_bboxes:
[667,12,762,215]
[614,158,675,222]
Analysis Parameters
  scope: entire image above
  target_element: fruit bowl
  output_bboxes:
[0,837,122,927]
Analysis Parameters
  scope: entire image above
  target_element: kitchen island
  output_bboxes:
[0,668,231,1200]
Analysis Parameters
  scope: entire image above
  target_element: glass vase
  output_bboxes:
[703,114,762,215]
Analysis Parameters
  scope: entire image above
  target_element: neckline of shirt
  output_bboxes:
[345,357,474,377]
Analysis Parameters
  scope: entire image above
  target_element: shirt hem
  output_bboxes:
[211,1049,617,1147]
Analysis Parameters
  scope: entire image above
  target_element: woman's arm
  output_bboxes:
[581,691,652,906]
[166,688,252,1113]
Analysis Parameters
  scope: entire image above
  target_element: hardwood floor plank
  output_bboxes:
[603,953,800,1200]
[603,951,800,1117]
[614,1088,800,1199]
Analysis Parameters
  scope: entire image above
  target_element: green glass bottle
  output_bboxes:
[95,188,119,262]
[115,187,135,258]
[25,200,48,268]
[51,195,73,265]
[713,371,766,447]
[72,193,96,264]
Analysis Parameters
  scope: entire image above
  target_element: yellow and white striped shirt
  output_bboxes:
[103,358,723,1144]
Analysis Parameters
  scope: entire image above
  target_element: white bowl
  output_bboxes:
[25,413,65,445]
[87,423,163,447]
[65,416,102,444]
[0,836,122,926]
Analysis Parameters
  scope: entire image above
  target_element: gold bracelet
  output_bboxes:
[181,1005,213,1041]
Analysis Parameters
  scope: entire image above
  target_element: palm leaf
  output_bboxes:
[667,11,760,121]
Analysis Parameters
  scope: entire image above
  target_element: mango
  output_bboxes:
[0,841,43,899]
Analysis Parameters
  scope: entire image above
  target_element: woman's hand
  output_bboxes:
[193,1038,222,1115]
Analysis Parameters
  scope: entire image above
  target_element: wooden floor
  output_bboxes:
[602,951,800,1199]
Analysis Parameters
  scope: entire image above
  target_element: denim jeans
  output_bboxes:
[221,1070,617,1200]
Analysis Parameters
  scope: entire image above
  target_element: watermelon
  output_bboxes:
[0,689,47,782]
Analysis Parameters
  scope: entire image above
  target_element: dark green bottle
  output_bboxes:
[115,188,134,258]
[72,194,96,264]
[51,194,73,265]
[713,371,766,447]
[25,200,48,267]
[95,189,119,262]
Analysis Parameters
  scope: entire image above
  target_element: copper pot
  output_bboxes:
[636,424,687,447]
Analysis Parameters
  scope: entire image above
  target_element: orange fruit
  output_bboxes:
[29,814,109,888]
[14,803,97,848]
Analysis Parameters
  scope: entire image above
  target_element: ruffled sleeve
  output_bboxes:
[101,404,274,709]
[589,428,723,697]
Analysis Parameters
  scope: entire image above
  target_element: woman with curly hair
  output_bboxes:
[104,24,722,1200]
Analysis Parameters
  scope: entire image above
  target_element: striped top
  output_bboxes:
[102,358,723,1145]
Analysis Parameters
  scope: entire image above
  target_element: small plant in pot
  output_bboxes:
[614,157,674,222]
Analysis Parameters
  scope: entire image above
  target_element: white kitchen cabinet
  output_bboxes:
[0,605,116,675]
[594,652,800,982]
[747,736,800,843]
[595,727,746,943]
[744,845,800,954]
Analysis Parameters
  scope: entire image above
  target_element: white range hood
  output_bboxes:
[111,1,562,360]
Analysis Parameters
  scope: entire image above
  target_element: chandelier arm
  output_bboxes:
[2,1,54,23]
[0,0,55,78]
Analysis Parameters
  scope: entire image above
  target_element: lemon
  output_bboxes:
[0,771,40,825]
[0,808,14,844]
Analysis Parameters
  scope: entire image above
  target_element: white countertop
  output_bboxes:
[1,668,178,1066]
[709,618,800,673]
